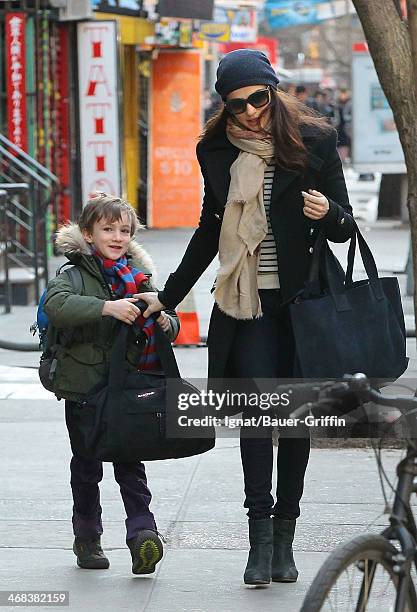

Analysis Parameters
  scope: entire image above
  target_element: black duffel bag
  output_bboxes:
[289,220,408,381]
[67,312,215,462]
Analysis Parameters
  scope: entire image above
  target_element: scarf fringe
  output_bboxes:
[214,299,264,321]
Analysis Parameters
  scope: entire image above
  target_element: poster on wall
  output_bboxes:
[150,51,202,228]
[263,0,354,29]
[199,7,258,43]
[352,45,405,173]
[77,20,122,203]
[6,13,27,151]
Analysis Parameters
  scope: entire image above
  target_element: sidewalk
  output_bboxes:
[0,388,413,611]
[0,220,416,611]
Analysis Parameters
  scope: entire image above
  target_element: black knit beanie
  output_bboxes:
[215,49,279,100]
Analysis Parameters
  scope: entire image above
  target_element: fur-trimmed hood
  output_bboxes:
[55,223,157,280]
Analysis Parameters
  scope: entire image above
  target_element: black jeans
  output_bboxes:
[65,402,156,542]
[230,289,310,521]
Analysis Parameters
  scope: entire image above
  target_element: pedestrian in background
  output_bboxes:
[295,84,309,104]
[310,89,335,122]
[44,194,179,575]
[334,87,352,162]
[138,49,355,586]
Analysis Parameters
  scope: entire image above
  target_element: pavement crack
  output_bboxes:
[143,454,204,611]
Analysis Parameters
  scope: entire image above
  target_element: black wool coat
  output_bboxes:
[159,125,355,379]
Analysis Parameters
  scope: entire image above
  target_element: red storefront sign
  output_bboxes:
[6,13,27,152]
[219,37,278,67]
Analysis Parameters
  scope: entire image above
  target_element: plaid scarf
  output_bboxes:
[93,249,161,371]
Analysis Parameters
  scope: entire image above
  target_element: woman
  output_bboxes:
[137,49,355,585]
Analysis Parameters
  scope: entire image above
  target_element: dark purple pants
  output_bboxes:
[65,402,156,542]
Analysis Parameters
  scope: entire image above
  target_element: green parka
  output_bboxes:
[44,224,179,401]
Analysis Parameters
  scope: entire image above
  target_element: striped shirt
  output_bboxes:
[257,163,280,289]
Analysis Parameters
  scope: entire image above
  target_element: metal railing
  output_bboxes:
[0,133,59,312]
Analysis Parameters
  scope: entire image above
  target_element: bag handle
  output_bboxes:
[345,223,383,300]
[304,230,345,299]
[304,219,384,312]
[108,301,181,390]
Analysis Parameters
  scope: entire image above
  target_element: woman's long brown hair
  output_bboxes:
[200,88,333,173]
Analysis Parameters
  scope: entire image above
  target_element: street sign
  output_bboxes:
[5,13,28,152]
[352,46,406,173]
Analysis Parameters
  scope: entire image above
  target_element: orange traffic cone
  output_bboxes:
[174,290,202,347]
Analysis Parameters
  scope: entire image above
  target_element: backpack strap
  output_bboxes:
[63,266,84,295]
[54,266,84,349]
[56,263,84,295]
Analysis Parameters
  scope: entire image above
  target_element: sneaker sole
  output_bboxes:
[132,534,163,575]
[76,558,110,570]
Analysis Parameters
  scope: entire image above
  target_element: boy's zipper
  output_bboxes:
[156,412,164,436]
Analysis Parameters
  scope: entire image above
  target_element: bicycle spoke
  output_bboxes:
[320,555,398,610]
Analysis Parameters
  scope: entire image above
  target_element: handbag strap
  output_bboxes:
[345,222,383,300]
[346,231,356,286]
[108,301,181,390]
[304,219,384,312]
[304,229,345,297]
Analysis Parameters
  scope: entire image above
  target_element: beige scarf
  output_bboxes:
[214,121,275,319]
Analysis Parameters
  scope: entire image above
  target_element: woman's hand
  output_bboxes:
[102,298,140,325]
[301,189,329,220]
[156,312,171,333]
[132,292,166,318]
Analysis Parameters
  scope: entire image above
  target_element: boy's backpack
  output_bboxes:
[31,264,84,396]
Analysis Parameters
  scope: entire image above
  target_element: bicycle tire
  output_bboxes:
[300,534,417,612]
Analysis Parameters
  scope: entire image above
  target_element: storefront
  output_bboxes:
[0,3,75,229]
[1,0,212,228]
[93,2,209,227]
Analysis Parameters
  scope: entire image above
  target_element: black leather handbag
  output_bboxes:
[289,220,408,382]
[67,314,215,462]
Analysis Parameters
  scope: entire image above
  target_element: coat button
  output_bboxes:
[340,217,345,225]
[309,247,314,254]
[214,213,221,220]
[310,227,314,235]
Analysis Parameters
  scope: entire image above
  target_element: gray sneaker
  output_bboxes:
[127,530,163,575]
[73,536,110,569]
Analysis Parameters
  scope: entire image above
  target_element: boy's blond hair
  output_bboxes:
[78,192,142,237]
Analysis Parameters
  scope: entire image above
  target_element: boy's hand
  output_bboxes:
[102,298,140,325]
[157,312,171,333]
[132,292,166,318]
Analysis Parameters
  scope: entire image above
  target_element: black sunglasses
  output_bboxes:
[224,87,271,116]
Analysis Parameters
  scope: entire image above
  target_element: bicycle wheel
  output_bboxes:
[300,534,417,612]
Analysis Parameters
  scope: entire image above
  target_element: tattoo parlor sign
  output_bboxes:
[77,21,122,202]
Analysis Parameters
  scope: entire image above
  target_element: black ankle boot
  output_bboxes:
[73,536,110,569]
[271,518,298,582]
[244,518,273,585]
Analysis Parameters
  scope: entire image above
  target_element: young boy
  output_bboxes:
[44,193,179,574]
